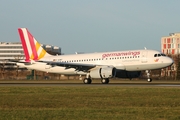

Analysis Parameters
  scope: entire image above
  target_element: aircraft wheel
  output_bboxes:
[101,78,109,84]
[147,78,152,82]
[83,78,92,84]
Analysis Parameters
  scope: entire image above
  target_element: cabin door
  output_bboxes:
[141,51,148,63]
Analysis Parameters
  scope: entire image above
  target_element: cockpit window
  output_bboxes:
[161,54,166,56]
[154,53,166,57]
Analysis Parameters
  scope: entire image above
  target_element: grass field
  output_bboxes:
[0,86,180,120]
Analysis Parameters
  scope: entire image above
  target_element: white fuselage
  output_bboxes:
[17,49,173,75]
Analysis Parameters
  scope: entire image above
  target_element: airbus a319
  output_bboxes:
[17,28,173,84]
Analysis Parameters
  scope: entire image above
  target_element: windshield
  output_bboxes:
[154,53,166,57]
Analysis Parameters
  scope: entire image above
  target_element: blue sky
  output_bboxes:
[1,1,180,54]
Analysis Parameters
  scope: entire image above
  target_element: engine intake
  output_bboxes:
[90,66,116,79]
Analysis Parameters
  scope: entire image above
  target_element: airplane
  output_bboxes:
[16,28,173,84]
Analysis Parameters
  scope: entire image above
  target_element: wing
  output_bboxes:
[0,61,17,65]
[39,60,97,72]
[10,59,126,72]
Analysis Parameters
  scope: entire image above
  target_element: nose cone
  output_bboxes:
[165,57,174,67]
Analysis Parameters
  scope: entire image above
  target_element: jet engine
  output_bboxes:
[89,66,116,79]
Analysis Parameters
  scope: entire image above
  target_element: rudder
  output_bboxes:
[18,28,50,61]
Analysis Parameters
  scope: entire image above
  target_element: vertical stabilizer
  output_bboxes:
[18,28,51,61]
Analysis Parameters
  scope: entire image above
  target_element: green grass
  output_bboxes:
[0,87,180,120]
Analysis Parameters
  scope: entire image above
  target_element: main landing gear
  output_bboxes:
[83,78,110,84]
[101,78,109,84]
[146,70,152,82]
[83,73,110,84]
[83,78,92,84]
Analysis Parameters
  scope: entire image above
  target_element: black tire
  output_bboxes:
[101,78,109,84]
[83,78,92,84]
[147,78,152,82]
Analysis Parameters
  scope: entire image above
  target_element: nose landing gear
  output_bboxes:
[146,70,152,82]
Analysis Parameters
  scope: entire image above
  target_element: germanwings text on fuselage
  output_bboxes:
[102,51,140,58]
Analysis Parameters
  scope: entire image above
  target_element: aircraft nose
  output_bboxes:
[166,57,174,66]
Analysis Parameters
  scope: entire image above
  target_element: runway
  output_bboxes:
[0,80,180,87]
[0,83,180,87]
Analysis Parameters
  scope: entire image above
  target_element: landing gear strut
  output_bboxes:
[146,70,152,82]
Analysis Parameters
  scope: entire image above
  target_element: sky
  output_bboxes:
[1,1,180,54]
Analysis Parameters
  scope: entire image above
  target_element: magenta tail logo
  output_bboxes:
[18,28,46,61]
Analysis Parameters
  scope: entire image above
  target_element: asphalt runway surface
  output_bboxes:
[0,80,180,87]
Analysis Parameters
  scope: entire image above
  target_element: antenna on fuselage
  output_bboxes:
[144,47,147,50]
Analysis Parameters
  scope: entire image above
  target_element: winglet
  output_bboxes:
[18,28,51,62]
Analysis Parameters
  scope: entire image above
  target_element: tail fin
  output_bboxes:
[18,28,51,62]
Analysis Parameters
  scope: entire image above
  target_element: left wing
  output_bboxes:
[39,60,97,72]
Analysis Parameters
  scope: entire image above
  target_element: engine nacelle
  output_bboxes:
[90,66,116,79]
